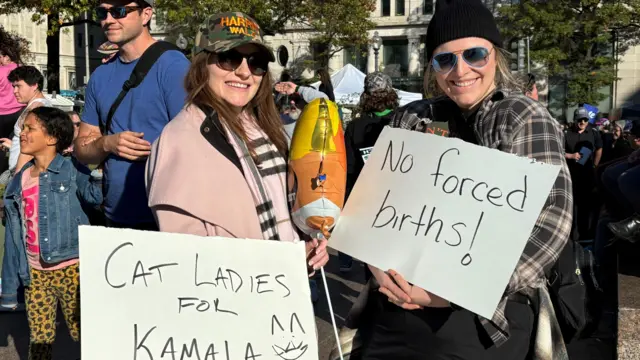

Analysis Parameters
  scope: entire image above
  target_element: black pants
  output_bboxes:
[571,167,597,241]
[0,108,23,174]
[359,293,534,360]
[105,217,159,231]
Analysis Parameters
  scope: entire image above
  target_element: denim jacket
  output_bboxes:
[1,154,102,306]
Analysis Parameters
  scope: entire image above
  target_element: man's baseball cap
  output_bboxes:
[138,0,154,7]
[194,12,274,62]
[574,107,590,121]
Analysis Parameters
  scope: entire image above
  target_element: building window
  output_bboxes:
[155,12,166,27]
[68,71,77,90]
[509,39,519,71]
[381,0,391,16]
[383,39,409,77]
[423,0,434,15]
[77,34,83,48]
[396,0,405,15]
[41,68,48,92]
[343,46,368,73]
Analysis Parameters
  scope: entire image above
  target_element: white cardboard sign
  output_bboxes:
[79,226,318,360]
[330,127,560,319]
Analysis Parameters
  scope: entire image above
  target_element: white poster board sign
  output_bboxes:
[80,226,318,360]
[330,127,561,319]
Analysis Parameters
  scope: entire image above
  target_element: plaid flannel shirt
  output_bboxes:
[392,90,573,347]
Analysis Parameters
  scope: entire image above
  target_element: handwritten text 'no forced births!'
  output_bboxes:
[375,140,530,266]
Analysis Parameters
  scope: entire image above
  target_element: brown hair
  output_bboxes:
[355,89,399,117]
[184,51,287,156]
[423,47,524,98]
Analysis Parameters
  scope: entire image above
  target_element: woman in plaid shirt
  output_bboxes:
[354,0,573,359]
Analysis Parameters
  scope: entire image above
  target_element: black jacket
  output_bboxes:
[344,111,394,200]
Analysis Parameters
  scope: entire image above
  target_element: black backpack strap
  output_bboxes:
[99,41,180,135]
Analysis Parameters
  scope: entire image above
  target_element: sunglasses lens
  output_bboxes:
[217,51,243,71]
[218,51,268,76]
[247,56,268,76]
[95,7,108,20]
[463,47,490,67]
[432,53,456,73]
[113,7,128,19]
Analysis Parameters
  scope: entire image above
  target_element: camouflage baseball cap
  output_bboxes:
[194,12,275,62]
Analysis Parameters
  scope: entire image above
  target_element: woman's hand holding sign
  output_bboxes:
[387,269,450,308]
[305,237,329,277]
[369,265,419,310]
[370,265,450,309]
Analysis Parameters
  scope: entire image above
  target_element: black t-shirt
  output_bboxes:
[448,109,480,145]
[564,127,602,168]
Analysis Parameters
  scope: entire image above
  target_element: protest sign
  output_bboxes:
[583,104,599,124]
[330,127,561,319]
[79,226,318,360]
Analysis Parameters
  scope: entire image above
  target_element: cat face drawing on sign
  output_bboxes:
[270,313,309,360]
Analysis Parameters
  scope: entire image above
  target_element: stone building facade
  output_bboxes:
[266,0,437,89]
[265,0,639,116]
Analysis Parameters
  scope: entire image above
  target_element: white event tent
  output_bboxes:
[310,64,423,107]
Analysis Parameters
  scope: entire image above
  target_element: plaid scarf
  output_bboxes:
[227,127,291,241]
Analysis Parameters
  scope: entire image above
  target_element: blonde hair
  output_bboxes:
[423,47,524,98]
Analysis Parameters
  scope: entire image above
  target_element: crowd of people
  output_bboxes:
[0,0,637,359]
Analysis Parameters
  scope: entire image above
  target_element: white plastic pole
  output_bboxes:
[319,265,345,360]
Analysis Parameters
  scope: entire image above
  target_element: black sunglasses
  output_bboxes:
[578,118,589,123]
[213,50,269,76]
[432,47,493,74]
[95,6,141,21]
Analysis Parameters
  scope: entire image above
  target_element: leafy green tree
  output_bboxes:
[297,0,376,70]
[0,0,98,93]
[497,0,640,109]
[155,0,300,47]
[156,0,376,71]
[0,25,33,64]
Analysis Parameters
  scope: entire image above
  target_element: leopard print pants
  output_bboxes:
[25,263,80,360]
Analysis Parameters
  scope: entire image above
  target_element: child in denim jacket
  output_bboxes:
[1,106,102,359]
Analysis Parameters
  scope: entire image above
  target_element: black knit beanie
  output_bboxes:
[425,0,503,62]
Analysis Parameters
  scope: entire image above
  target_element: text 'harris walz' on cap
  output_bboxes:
[194,12,275,62]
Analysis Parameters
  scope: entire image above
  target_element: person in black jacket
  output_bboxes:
[601,123,633,164]
[345,72,399,199]
[341,72,399,273]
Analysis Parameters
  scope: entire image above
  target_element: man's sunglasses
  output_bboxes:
[578,118,589,123]
[432,47,493,74]
[95,6,141,21]
[213,50,269,76]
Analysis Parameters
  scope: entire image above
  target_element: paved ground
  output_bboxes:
[0,251,615,360]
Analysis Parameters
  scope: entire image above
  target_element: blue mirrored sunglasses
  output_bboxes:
[431,47,493,74]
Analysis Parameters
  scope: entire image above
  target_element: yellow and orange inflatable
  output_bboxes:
[288,98,347,237]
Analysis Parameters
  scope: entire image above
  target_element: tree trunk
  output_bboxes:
[46,13,61,94]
